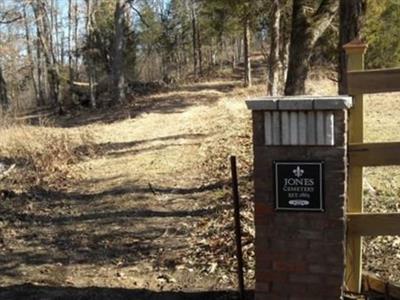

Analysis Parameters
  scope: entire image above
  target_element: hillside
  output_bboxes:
[0,78,399,299]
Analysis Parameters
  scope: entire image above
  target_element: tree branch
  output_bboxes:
[309,0,339,45]
[127,1,150,28]
[0,10,22,24]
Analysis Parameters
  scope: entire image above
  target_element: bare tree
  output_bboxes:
[243,15,251,87]
[111,0,128,103]
[73,1,79,77]
[196,16,203,77]
[67,0,74,101]
[284,0,338,95]
[190,0,199,78]
[267,0,281,95]
[279,4,291,92]
[0,65,10,111]
[85,0,96,108]
[23,5,40,106]
[31,0,63,112]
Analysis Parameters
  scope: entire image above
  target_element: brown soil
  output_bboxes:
[0,80,263,300]
[1,76,399,300]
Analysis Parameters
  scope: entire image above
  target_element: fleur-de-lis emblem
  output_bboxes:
[293,166,304,178]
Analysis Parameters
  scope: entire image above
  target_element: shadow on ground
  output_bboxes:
[84,133,208,159]
[0,285,254,300]
[0,175,246,276]
[57,81,237,128]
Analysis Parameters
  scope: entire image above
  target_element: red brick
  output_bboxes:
[257,270,288,283]
[289,273,321,284]
[255,202,274,216]
[256,292,288,300]
[273,260,306,273]
[255,281,271,292]
[272,282,308,295]
[252,109,348,299]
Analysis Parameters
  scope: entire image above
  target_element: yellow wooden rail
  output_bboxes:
[347,213,400,236]
[344,39,400,294]
[344,39,366,294]
[348,67,400,94]
[349,142,400,166]
[363,271,400,299]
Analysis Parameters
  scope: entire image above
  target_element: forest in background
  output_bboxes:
[0,0,399,114]
[1,2,400,298]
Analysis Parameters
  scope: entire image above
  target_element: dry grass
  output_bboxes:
[0,76,399,291]
[361,92,400,283]
[0,122,96,190]
[195,79,400,284]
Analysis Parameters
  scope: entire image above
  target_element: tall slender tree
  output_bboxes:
[267,0,281,95]
[68,0,74,99]
[190,1,198,78]
[85,0,96,108]
[111,0,128,103]
[0,65,9,111]
[31,0,63,112]
[23,5,40,106]
[243,15,251,87]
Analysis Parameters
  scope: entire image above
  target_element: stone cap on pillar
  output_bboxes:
[246,96,353,111]
[246,96,353,146]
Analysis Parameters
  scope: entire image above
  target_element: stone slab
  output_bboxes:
[246,96,353,111]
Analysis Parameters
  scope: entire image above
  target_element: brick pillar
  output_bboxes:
[246,97,352,300]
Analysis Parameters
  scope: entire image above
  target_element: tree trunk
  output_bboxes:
[111,0,127,104]
[237,38,242,64]
[60,31,65,66]
[31,0,63,113]
[338,0,366,94]
[232,38,237,71]
[196,22,203,77]
[74,1,79,78]
[0,65,9,111]
[53,0,61,63]
[279,9,290,94]
[34,12,46,105]
[267,0,281,96]
[191,2,198,78]
[85,0,96,108]
[50,0,55,57]
[243,18,251,87]
[23,6,40,107]
[68,0,75,103]
[284,0,339,95]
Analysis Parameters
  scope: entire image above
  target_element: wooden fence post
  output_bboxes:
[343,39,368,294]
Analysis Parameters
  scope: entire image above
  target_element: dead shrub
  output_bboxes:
[0,124,96,190]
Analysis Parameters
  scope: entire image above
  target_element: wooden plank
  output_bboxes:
[348,67,400,95]
[347,212,400,236]
[344,40,366,294]
[363,271,400,299]
[349,142,400,166]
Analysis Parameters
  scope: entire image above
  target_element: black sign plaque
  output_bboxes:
[274,161,324,212]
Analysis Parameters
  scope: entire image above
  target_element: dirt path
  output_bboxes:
[0,81,258,299]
